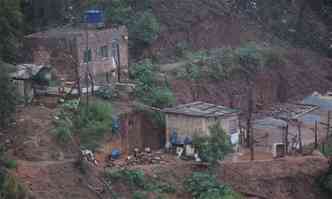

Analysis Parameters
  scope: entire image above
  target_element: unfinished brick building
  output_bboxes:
[24,25,129,89]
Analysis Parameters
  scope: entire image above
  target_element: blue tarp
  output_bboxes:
[298,114,320,125]
[303,96,332,111]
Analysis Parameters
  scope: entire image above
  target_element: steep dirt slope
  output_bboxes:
[149,0,330,60]
[167,49,332,109]
[218,156,330,199]
[0,101,104,199]
[149,0,265,60]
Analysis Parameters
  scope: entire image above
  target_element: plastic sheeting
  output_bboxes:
[298,114,320,125]
[303,95,332,111]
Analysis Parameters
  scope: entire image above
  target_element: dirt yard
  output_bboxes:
[0,97,330,199]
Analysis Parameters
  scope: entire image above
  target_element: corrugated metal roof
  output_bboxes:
[11,64,48,80]
[254,117,287,129]
[162,101,239,118]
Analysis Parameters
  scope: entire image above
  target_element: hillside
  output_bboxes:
[148,0,331,60]
[137,0,332,108]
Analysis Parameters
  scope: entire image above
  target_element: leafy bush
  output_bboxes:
[178,45,286,82]
[104,0,160,47]
[0,173,26,199]
[0,62,17,127]
[95,85,115,100]
[61,99,80,111]
[105,169,176,198]
[75,101,113,150]
[53,100,113,150]
[53,109,74,143]
[320,162,332,195]
[193,124,233,164]
[0,0,23,63]
[184,172,242,199]
[130,11,160,45]
[131,59,176,109]
[106,169,146,188]
[132,191,148,199]
[4,160,17,170]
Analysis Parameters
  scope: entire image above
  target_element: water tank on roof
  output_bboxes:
[84,9,104,28]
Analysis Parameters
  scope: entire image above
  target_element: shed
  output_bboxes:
[11,64,50,103]
[162,101,240,146]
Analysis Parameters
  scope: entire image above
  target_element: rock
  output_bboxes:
[153,156,161,161]
[145,147,151,153]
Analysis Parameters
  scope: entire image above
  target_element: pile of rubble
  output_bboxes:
[108,148,170,167]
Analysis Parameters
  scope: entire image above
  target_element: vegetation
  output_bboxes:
[54,99,113,150]
[0,0,23,63]
[0,61,17,128]
[192,124,233,165]
[83,0,160,49]
[184,172,242,199]
[0,145,25,199]
[178,44,286,82]
[130,59,175,129]
[319,160,332,196]
[95,85,117,100]
[131,59,176,108]
[105,169,176,199]
[0,172,26,199]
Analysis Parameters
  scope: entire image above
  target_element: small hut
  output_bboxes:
[162,101,240,146]
[11,64,50,103]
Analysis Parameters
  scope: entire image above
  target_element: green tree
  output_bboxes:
[130,11,160,45]
[193,124,233,164]
[184,172,242,199]
[0,0,23,63]
[0,61,17,128]
[131,59,175,109]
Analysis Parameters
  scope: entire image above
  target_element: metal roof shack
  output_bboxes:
[163,102,240,146]
[162,101,240,118]
[11,64,48,80]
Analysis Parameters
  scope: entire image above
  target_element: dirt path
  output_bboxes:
[17,159,76,167]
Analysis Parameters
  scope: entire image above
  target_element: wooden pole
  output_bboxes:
[297,122,303,154]
[248,86,254,161]
[285,123,289,154]
[314,120,318,149]
[327,111,331,141]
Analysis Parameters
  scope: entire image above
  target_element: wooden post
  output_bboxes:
[314,120,318,149]
[327,111,331,141]
[285,123,289,154]
[297,121,303,154]
[247,86,254,161]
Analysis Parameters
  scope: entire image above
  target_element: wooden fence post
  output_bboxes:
[314,120,318,149]
[297,121,303,154]
[327,111,331,141]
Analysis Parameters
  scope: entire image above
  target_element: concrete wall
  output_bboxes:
[24,26,129,85]
[76,26,129,84]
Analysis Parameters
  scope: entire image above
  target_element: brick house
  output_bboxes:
[23,25,129,90]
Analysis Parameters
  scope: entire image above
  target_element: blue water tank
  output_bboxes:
[85,9,104,24]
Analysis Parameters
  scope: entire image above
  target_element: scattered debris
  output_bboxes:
[81,149,98,165]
